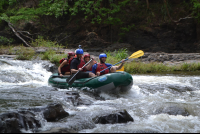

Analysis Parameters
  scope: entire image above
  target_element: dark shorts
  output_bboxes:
[73,72,89,79]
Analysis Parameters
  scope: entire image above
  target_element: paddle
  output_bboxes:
[66,58,93,85]
[99,50,144,73]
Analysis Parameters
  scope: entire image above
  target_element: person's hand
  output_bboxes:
[97,72,100,76]
[59,73,63,77]
[78,68,83,71]
[121,59,125,64]
[92,58,97,64]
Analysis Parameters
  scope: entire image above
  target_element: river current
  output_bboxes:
[0,58,200,133]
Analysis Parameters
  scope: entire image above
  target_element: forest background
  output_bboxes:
[0,0,200,53]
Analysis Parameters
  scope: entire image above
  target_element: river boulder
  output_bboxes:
[0,111,41,133]
[94,110,134,124]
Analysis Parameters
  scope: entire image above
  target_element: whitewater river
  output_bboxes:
[1,58,200,133]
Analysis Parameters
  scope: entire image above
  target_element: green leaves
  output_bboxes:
[8,0,17,6]
[191,0,200,22]
[0,0,133,26]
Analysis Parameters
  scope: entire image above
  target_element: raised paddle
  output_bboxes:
[99,50,144,73]
[66,58,93,85]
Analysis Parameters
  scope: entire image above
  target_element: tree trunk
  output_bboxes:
[146,0,149,10]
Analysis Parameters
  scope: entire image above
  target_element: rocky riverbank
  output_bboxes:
[1,47,200,66]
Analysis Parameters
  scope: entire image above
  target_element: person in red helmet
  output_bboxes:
[58,52,75,76]
[83,53,97,72]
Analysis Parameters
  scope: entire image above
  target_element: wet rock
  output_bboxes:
[21,103,69,122]
[0,111,41,133]
[40,127,77,133]
[155,106,190,116]
[65,91,93,106]
[94,110,134,124]
[42,103,69,122]
[42,62,58,74]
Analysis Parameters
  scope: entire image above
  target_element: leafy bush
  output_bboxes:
[0,36,14,45]
[191,0,200,22]
[15,45,35,60]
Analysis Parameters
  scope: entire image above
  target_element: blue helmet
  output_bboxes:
[76,45,84,54]
[99,53,107,59]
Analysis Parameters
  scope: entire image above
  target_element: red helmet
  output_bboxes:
[67,52,75,59]
[84,54,90,58]
[68,52,75,57]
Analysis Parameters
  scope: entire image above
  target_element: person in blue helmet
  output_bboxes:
[70,45,95,79]
[92,53,125,76]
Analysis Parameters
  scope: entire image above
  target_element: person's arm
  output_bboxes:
[84,58,95,70]
[58,60,67,76]
[92,64,98,76]
[115,59,125,70]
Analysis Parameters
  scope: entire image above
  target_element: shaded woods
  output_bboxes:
[0,0,199,53]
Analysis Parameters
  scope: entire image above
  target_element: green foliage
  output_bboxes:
[31,38,64,49]
[114,48,129,59]
[119,24,135,37]
[0,36,14,45]
[39,50,65,65]
[0,0,132,26]
[0,45,15,54]
[191,0,200,22]
[105,48,129,64]
[160,0,172,21]
[15,45,35,60]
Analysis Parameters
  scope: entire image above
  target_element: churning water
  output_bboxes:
[1,58,200,133]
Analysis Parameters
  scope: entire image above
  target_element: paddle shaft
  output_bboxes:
[67,58,93,83]
[100,58,128,73]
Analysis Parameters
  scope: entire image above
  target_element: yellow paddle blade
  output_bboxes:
[116,66,124,72]
[128,50,144,59]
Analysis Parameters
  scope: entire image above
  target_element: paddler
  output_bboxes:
[92,53,125,76]
[70,45,95,79]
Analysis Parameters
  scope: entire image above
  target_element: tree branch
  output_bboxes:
[54,35,71,45]
[8,22,32,47]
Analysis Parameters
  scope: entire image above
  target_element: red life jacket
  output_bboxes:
[59,58,67,64]
[83,65,92,72]
[68,57,74,65]
[60,59,70,72]
[70,58,86,72]
[88,66,93,71]
[96,63,109,75]
[77,58,86,70]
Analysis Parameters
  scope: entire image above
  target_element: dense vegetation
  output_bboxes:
[0,0,199,46]
[1,0,200,74]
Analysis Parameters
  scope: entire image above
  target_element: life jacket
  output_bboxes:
[83,64,93,72]
[59,58,67,64]
[88,66,93,71]
[77,58,86,70]
[60,59,70,72]
[70,58,86,72]
[96,63,109,75]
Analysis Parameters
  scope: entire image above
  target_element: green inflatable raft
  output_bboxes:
[48,71,133,94]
